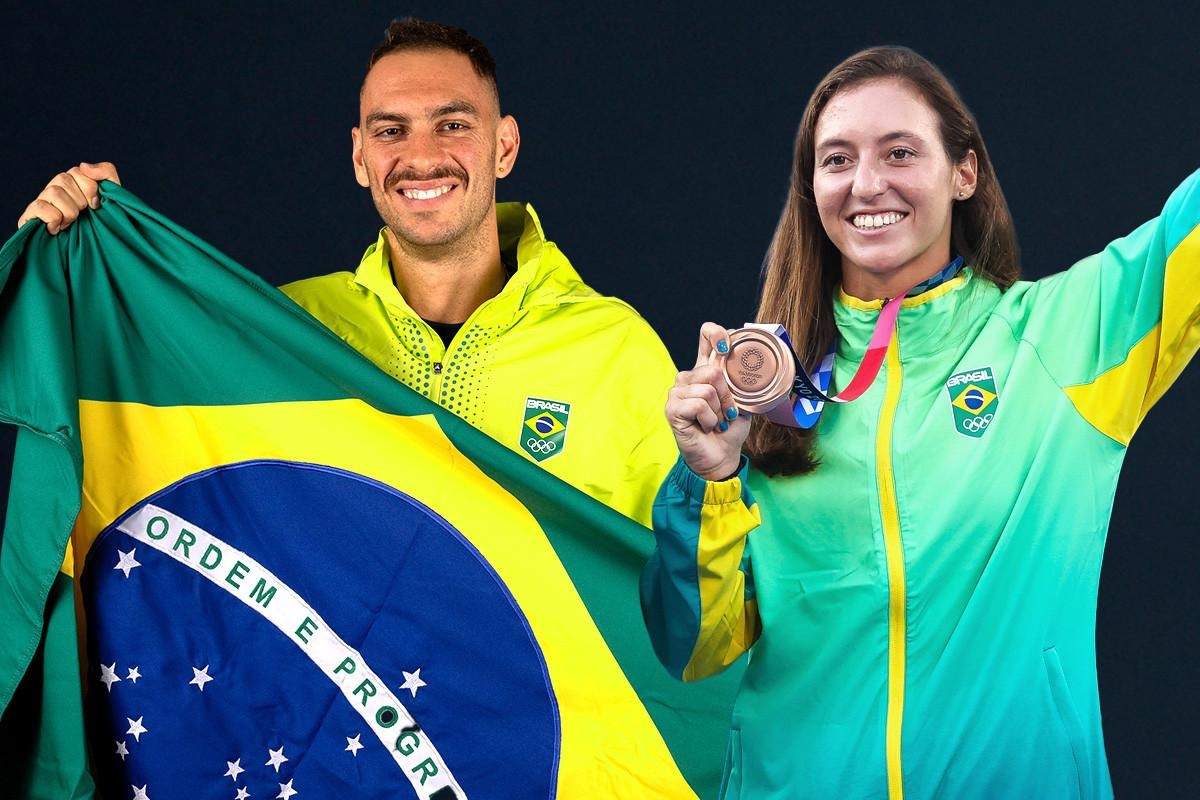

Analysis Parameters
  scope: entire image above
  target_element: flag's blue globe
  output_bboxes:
[82,460,558,800]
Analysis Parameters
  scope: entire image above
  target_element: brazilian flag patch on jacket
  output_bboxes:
[521,397,570,462]
[946,366,999,438]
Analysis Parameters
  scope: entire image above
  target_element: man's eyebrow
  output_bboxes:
[363,101,481,128]
[432,100,480,117]
[364,111,410,127]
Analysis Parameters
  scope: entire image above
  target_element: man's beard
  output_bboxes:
[372,172,491,252]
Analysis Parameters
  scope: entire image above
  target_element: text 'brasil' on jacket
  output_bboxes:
[642,169,1200,799]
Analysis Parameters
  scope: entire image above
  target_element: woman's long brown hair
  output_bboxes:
[747,46,1020,476]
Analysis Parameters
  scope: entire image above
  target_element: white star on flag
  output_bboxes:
[131,783,150,799]
[235,789,251,800]
[190,665,214,691]
[126,716,147,742]
[265,745,289,773]
[127,666,142,683]
[224,758,245,781]
[344,734,364,756]
[100,662,121,692]
[114,548,142,578]
[276,778,298,799]
[400,668,426,698]
[115,740,128,760]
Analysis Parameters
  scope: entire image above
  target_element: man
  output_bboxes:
[18,18,677,526]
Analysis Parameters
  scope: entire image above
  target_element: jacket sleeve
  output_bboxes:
[608,320,681,529]
[640,456,763,681]
[1009,168,1200,445]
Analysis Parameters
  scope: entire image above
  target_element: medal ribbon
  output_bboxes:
[751,257,963,428]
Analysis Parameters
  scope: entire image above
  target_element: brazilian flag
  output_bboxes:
[0,185,739,799]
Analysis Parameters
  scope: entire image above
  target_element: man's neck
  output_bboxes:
[384,228,507,324]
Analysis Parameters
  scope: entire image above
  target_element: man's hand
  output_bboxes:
[17,162,122,234]
[665,322,750,481]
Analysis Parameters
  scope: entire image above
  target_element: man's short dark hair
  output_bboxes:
[366,18,500,104]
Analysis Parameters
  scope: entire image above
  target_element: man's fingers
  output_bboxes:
[43,183,86,228]
[14,162,121,232]
[78,161,121,186]
[17,198,67,233]
[49,172,90,211]
[66,167,103,210]
[15,173,86,233]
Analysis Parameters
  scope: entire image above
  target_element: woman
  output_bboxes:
[642,46,1200,799]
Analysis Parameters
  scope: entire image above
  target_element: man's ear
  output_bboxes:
[351,127,370,188]
[495,115,520,178]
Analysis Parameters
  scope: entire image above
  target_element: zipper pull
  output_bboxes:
[433,363,443,375]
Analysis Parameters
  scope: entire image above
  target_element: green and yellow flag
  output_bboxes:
[0,185,739,799]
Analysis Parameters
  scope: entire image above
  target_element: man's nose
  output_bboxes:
[402,131,444,174]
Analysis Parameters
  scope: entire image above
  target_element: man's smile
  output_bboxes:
[400,184,455,200]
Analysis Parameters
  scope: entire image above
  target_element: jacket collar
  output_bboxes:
[834,267,998,360]
[351,202,577,325]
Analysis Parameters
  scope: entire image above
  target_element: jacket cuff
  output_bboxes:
[667,454,750,505]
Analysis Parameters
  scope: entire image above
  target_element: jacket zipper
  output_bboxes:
[424,300,495,403]
[878,331,907,800]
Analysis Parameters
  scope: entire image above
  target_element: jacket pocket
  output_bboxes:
[1043,646,1087,799]
[719,726,743,800]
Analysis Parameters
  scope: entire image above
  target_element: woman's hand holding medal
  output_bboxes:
[665,322,751,481]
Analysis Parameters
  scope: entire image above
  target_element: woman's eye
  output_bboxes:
[889,148,915,160]
[824,154,849,167]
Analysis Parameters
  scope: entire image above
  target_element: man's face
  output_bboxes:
[353,49,518,254]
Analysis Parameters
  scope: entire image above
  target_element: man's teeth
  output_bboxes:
[852,212,905,229]
[402,185,453,200]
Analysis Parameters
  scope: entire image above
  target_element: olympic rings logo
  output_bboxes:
[526,437,558,454]
[741,348,766,371]
[961,413,994,433]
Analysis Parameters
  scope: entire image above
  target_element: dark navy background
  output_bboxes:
[4,2,1200,795]
[82,461,557,799]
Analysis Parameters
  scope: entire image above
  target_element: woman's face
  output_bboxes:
[812,78,976,298]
